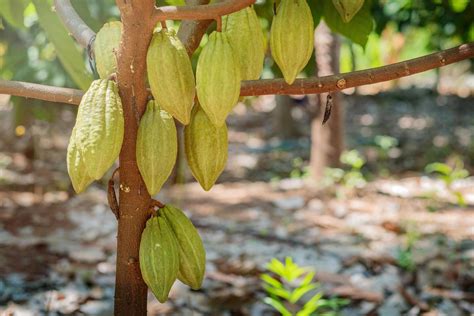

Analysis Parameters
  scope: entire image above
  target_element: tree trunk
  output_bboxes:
[114,1,156,314]
[273,95,300,139]
[310,22,344,182]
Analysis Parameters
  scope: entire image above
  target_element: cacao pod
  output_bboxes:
[162,205,206,290]
[94,22,122,79]
[139,215,180,303]
[332,0,364,23]
[270,0,314,85]
[147,28,195,125]
[66,128,94,193]
[184,106,228,191]
[136,101,178,195]
[196,31,241,128]
[74,79,124,180]
[223,6,266,80]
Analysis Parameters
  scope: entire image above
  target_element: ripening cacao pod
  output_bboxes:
[147,28,195,125]
[162,205,206,290]
[332,0,364,23]
[185,106,228,191]
[94,21,122,79]
[67,128,94,193]
[139,215,180,303]
[270,0,314,85]
[196,31,241,128]
[223,6,266,80]
[136,101,177,195]
[74,79,124,180]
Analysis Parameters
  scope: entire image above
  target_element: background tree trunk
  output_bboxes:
[310,22,344,182]
[272,95,300,139]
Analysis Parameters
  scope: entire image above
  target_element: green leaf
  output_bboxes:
[425,162,452,176]
[261,274,284,289]
[295,292,323,316]
[32,0,93,90]
[449,0,469,12]
[322,0,374,47]
[289,283,317,304]
[0,0,28,29]
[263,297,292,316]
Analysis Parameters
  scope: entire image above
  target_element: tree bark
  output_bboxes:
[310,22,344,182]
[272,95,300,139]
[113,1,156,314]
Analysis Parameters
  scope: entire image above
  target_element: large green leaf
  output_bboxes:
[323,0,374,47]
[0,0,28,29]
[32,0,93,90]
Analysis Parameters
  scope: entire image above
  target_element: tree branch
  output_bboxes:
[0,79,83,105]
[1,43,473,104]
[241,42,474,96]
[177,0,213,56]
[53,0,95,49]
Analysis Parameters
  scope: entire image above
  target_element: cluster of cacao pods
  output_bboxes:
[139,205,206,303]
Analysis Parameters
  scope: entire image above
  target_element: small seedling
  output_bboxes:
[261,257,348,316]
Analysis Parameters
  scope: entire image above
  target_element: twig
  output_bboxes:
[53,0,95,49]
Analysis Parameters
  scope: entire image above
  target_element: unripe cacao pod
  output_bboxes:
[332,0,364,23]
[136,101,177,195]
[184,106,228,191]
[66,128,94,193]
[162,205,206,290]
[139,215,180,303]
[196,31,241,128]
[94,22,122,79]
[223,6,265,80]
[147,28,195,125]
[74,79,124,180]
[270,0,314,85]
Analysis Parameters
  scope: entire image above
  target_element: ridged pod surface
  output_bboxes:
[223,6,266,80]
[66,128,94,193]
[196,31,241,127]
[184,107,228,191]
[162,205,206,290]
[147,29,195,125]
[270,0,314,84]
[74,79,124,180]
[94,22,122,79]
[136,101,177,195]
[332,0,364,23]
[139,215,180,303]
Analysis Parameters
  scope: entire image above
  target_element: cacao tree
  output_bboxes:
[0,0,473,314]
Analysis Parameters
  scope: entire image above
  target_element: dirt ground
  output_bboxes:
[0,90,473,315]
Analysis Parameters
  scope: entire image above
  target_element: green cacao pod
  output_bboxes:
[223,6,265,80]
[139,215,180,303]
[196,31,241,128]
[74,79,124,180]
[147,28,195,125]
[162,205,206,290]
[66,128,94,193]
[332,0,364,23]
[184,106,228,191]
[270,0,314,85]
[136,101,177,195]
[94,21,122,79]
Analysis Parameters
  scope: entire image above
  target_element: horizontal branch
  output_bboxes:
[152,0,255,22]
[1,43,473,105]
[241,42,474,96]
[53,0,95,49]
[0,80,84,105]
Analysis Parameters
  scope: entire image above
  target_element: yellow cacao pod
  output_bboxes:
[147,28,195,125]
[136,101,177,195]
[196,31,241,128]
[223,6,265,80]
[270,0,314,85]
[74,79,124,180]
[332,0,364,23]
[185,106,228,191]
[94,22,122,79]
[66,128,94,193]
[139,215,180,303]
[162,205,206,290]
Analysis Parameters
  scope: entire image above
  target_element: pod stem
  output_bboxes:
[215,16,222,32]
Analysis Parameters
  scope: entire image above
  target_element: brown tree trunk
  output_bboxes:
[114,1,156,314]
[310,22,344,182]
[273,95,300,139]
